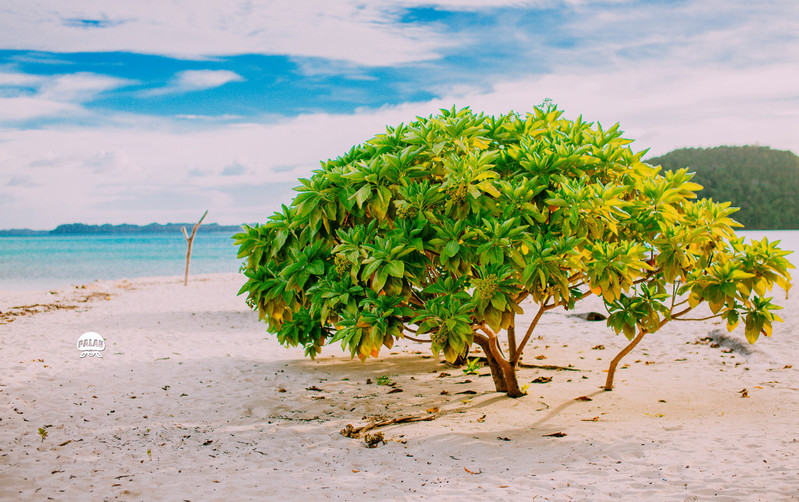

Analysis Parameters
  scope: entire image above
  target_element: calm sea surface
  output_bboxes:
[0,232,243,291]
[0,230,796,291]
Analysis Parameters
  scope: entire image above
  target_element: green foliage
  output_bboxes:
[648,146,799,229]
[376,375,394,386]
[463,357,482,375]
[235,104,793,394]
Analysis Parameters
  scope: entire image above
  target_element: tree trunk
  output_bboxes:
[474,336,506,393]
[474,333,523,398]
[604,330,647,391]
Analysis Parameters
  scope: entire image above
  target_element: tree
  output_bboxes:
[234,105,793,397]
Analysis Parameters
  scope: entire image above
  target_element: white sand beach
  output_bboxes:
[1,273,797,500]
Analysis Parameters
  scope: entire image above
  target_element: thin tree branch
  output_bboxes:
[507,323,517,363]
[669,281,679,313]
[671,306,694,319]
[605,329,647,390]
[673,314,724,322]
[402,333,431,343]
[511,301,548,367]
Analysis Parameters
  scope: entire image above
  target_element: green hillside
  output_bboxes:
[647,146,799,230]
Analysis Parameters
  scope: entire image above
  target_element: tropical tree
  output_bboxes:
[234,105,793,397]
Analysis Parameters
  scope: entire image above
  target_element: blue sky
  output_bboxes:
[1,0,797,229]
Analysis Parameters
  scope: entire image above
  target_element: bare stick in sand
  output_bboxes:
[181,210,208,286]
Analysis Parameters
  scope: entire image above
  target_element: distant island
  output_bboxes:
[647,145,799,230]
[0,222,245,237]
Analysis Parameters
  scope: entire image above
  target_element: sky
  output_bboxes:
[0,0,797,230]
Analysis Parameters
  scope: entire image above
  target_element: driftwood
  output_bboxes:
[340,414,438,438]
[181,210,208,286]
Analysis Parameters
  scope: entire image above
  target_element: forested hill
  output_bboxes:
[647,146,799,230]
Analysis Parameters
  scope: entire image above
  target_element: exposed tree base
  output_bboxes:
[474,335,524,397]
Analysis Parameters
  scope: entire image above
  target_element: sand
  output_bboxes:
[1,273,797,501]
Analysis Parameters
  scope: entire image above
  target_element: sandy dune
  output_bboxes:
[1,273,797,500]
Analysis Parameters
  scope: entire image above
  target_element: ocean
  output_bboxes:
[0,230,796,291]
[0,231,243,291]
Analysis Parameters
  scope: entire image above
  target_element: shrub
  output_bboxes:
[234,105,793,397]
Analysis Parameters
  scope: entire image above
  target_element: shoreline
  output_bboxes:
[1,274,797,499]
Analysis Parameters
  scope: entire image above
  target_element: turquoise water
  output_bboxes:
[0,232,243,290]
[0,230,796,291]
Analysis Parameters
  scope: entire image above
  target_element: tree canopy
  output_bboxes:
[235,105,793,397]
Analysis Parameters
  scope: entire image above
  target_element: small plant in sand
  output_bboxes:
[235,104,793,397]
[463,357,482,375]
[375,374,394,386]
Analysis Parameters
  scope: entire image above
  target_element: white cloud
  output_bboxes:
[0,71,46,87]
[0,96,78,121]
[0,1,452,65]
[38,72,133,101]
[0,72,132,122]
[144,70,244,96]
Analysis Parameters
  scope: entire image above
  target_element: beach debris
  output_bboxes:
[497,436,511,441]
[340,413,439,439]
[477,414,486,423]
[531,376,553,384]
[592,344,605,350]
[543,432,567,437]
[464,467,482,475]
[363,432,385,448]
[740,388,750,398]
[387,387,403,394]
[305,385,324,392]
[581,417,599,422]
[574,395,592,401]
[181,210,208,286]
[436,372,451,378]
[455,389,477,395]
[1,302,80,324]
